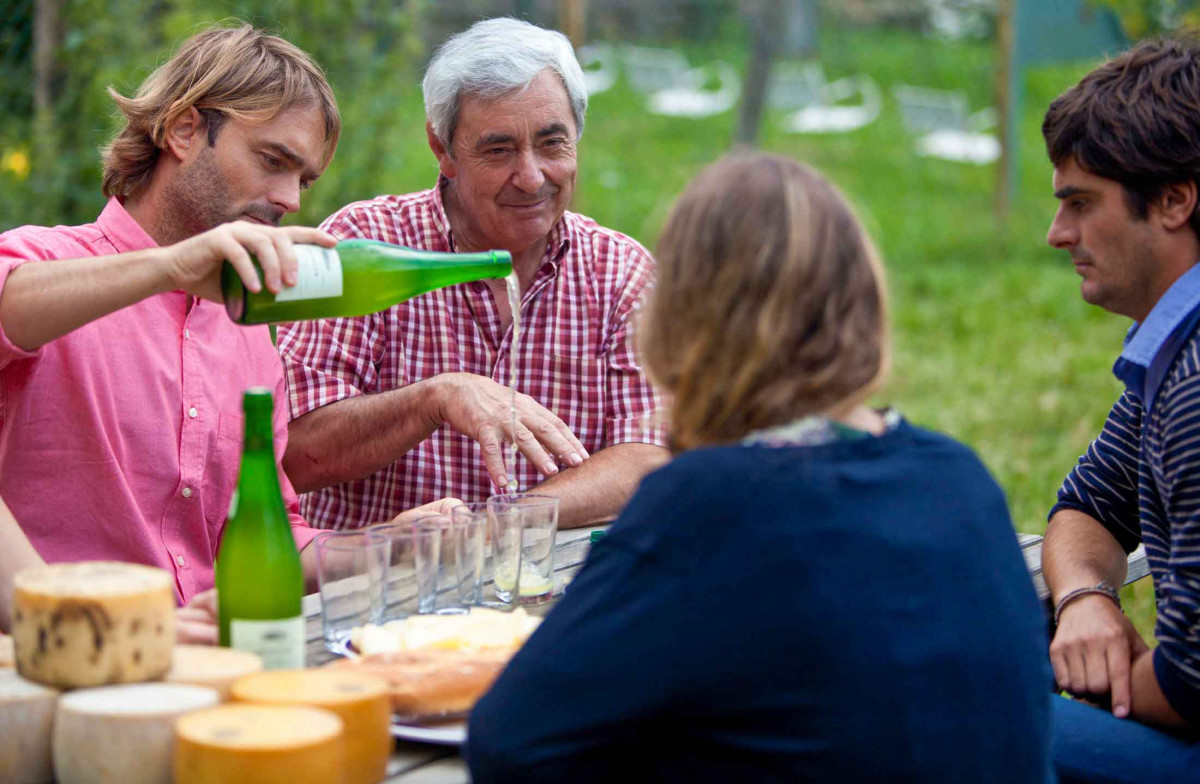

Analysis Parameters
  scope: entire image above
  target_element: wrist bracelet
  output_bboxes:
[1054,582,1122,625]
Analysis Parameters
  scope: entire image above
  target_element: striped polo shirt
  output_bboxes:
[1051,263,1200,725]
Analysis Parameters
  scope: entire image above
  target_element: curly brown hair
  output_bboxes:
[639,153,890,452]
[101,23,340,200]
[1043,36,1200,235]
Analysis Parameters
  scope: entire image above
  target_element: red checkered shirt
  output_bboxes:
[278,181,666,529]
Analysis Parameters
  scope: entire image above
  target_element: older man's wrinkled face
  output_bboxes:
[436,69,578,255]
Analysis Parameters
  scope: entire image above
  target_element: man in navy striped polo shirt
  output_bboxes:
[1040,39,1200,782]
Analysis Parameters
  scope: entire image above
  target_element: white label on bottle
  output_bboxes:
[230,615,305,669]
[275,246,343,302]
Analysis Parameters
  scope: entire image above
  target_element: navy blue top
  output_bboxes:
[1052,266,1200,725]
[467,421,1053,783]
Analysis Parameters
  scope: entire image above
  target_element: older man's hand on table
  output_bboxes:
[430,372,589,489]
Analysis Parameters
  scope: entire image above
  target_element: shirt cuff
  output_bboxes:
[290,516,322,552]
[0,258,40,366]
[1153,645,1200,726]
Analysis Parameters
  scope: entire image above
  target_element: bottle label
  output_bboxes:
[275,246,344,302]
[230,615,305,669]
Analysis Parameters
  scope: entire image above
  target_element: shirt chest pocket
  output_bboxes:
[540,354,606,451]
[203,411,245,536]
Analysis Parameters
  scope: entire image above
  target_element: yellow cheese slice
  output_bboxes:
[353,607,542,656]
[0,635,13,668]
[53,682,219,784]
[0,669,59,784]
[174,704,344,784]
[13,561,175,689]
[231,669,391,784]
[165,646,263,701]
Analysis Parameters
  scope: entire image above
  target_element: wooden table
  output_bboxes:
[302,529,1151,784]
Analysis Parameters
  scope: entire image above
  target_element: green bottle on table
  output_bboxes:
[215,387,305,669]
[221,238,513,324]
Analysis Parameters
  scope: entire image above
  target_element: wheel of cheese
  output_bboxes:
[0,669,59,784]
[53,682,220,784]
[174,704,344,784]
[231,669,391,784]
[166,646,263,701]
[13,561,175,689]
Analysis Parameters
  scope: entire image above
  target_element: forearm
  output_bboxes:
[531,442,669,528]
[1130,650,1189,729]
[284,378,445,493]
[0,499,46,632]
[0,250,174,351]
[1043,508,1130,600]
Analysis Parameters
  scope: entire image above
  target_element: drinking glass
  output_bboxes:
[313,530,388,653]
[447,504,491,607]
[369,520,442,621]
[487,494,560,605]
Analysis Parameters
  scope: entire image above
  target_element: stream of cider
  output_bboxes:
[504,271,521,492]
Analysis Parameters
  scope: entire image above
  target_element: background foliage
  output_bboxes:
[0,0,1172,636]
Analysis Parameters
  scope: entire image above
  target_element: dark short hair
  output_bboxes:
[1043,37,1200,235]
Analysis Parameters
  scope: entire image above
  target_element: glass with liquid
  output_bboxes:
[487,494,559,605]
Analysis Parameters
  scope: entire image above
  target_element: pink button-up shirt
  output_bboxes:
[0,199,318,604]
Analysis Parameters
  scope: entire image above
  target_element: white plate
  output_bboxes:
[391,719,467,746]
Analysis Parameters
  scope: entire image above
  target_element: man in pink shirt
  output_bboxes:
[0,24,449,608]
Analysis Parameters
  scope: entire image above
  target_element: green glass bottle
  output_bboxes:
[215,387,305,669]
[222,238,513,324]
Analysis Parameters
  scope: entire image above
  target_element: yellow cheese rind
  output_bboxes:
[174,704,344,784]
[231,669,391,784]
[0,670,60,784]
[53,683,220,784]
[166,646,263,701]
[13,562,175,689]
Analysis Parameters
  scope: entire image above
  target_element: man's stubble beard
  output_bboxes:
[157,144,239,245]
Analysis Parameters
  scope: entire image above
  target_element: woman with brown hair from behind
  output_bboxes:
[467,153,1054,783]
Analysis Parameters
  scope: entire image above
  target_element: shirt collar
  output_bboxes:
[1113,262,1200,409]
[96,197,158,253]
[433,175,571,270]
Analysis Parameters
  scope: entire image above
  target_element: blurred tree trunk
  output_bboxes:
[33,0,63,220]
[735,0,785,147]
[559,0,586,47]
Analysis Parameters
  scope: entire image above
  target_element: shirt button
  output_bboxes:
[181,487,193,498]
[473,282,485,293]
[176,555,185,567]
[183,329,191,340]
[188,406,199,419]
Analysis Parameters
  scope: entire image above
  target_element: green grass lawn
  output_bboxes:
[309,25,1157,637]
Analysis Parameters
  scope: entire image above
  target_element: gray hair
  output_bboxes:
[423,17,587,146]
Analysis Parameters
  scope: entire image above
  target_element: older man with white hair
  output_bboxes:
[279,18,669,529]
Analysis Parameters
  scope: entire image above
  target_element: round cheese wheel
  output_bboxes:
[174,704,344,784]
[53,682,220,784]
[165,646,263,701]
[231,669,391,784]
[13,561,175,689]
[0,669,59,784]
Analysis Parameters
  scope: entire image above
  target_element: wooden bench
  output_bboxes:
[1018,533,1151,602]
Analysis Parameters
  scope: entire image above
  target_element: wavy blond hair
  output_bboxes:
[101,23,340,199]
[640,153,890,452]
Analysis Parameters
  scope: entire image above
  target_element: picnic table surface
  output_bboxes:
[301,528,1151,784]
